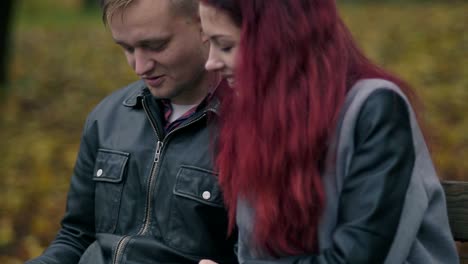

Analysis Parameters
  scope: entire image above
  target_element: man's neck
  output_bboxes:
[170,72,221,105]
[169,103,199,123]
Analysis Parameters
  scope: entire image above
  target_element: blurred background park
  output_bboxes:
[0,0,467,263]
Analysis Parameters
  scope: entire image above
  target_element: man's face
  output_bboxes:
[109,0,210,104]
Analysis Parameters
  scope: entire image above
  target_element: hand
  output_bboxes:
[199,260,218,264]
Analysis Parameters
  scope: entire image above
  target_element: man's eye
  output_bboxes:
[147,42,168,52]
[121,46,134,53]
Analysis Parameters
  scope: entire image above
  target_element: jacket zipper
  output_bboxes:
[112,98,164,264]
[138,98,164,235]
[111,97,215,263]
[138,139,163,235]
[137,108,211,235]
[112,235,130,264]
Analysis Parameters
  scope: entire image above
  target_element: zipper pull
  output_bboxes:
[154,141,164,163]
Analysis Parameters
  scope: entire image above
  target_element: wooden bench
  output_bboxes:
[442,180,468,262]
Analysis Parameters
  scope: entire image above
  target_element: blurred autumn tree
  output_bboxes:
[0,0,15,86]
[83,0,99,10]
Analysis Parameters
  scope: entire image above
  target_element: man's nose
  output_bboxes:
[134,49,154,76]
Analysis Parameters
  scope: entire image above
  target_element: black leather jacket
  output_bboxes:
[27,80,238,264]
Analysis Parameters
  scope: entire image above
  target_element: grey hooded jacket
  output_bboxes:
[236,79,459,263]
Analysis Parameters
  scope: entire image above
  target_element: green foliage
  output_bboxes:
[0,1,467,262]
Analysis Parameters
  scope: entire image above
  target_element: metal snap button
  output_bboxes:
[202,191,211,200]
[96,169,103,177]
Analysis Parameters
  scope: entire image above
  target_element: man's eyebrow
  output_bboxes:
[114,37,171,47]
[138,37,171,46]
[114,40,130,46]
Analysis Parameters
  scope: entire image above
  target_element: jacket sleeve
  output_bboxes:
[245,89,416,264]
[26,116,98,264]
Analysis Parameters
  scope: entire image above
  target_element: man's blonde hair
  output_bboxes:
[100,0,198,25]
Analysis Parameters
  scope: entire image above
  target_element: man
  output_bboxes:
[26,0,237,263]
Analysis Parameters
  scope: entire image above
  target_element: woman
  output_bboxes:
[199,0,458,263]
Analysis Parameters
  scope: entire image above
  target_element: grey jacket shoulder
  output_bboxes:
[323,78,458,264]
[234,79,458,264]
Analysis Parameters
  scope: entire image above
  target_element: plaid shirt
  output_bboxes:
[161,99,204,132]
[161,80,222,132]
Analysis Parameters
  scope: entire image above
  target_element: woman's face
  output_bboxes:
[199,3,241,87]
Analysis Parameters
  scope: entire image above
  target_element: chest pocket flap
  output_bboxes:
[92,149,129,233]
[93,149,129,183]
[174,165,223,208]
